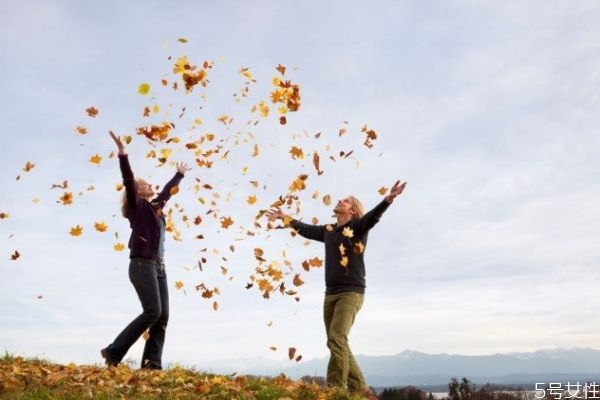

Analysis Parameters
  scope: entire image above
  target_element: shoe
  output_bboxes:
[100,348,118,367]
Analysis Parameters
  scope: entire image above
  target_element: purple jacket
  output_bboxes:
[119,154,184,259]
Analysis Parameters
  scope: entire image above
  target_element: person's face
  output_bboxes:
[333,196,354,216]
[136,179,154,199]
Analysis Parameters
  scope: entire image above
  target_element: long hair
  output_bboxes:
[348,195,365,218]
[120,178,144,218]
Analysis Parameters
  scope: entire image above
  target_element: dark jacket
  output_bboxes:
[119,154,184,259]
[290,199,390,294]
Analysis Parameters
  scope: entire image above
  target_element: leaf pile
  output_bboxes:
[0,356,371,400]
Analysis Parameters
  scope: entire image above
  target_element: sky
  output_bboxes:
[1,0,600,372]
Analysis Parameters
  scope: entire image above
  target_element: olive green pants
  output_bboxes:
[323,291,366,391]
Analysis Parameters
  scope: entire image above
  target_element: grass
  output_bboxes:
[0,353,371,400]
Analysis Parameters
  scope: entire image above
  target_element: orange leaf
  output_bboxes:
[213,301,219,311]
[75,126,87,135]
[289,146,304,160]
[276,64,286,75]
[292,274,304,287]
[170,186,180,195]
[378,186,388,195]
[175,281,184,290]
[0,212,9,219]
[59,192,73,205]
[69,225,83,237]
[94,222,108,232]
[247,195,257,205]
[86,106,98,117]
[113,242,125,251]
[22,161,35,172]
[220,216,234,229]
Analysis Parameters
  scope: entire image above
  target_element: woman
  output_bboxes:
[101,131,190,369]
[266,180,406,393]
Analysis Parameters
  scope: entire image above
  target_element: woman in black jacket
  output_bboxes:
[101,131,190,369]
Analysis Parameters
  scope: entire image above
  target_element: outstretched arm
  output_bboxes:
[266,208,326,242]
[109,131,137,211]
[385,180,407,203]
[109,130,126,155]
[153,162,190,209]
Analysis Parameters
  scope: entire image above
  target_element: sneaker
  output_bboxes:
[100,348,118,367]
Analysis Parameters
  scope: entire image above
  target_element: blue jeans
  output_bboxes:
[105,258,169,369]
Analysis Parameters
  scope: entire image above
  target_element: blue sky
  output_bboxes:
[1,0,600,370]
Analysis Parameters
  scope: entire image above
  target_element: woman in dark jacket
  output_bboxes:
[101,131,190,369]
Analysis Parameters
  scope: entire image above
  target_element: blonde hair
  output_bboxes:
[348,196,365,218]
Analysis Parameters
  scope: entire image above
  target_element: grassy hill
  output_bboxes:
[0,354,372,400]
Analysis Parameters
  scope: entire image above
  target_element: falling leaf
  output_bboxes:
[279,116,287,125]
[276,64,286,75]
[175,281,184,290]
[177,37,188,43]
[295,355,302,362]
[247,195,257,205]
[378,186,388,195]
[59,192,74,205]
[269,346,277,351]
[288,174,308,192]
[292,274,304,287]
[138,83,151,95]
[22,161,35,172]
[220,216,234,229]
[94,222,108,232]
[289,146,304,160]
[10,250,20,260]
[213,301,219,311]
[323,194,331,206]
[89,154,102,165]
[50,180,68,189]
[257,101,269,117]
[0,212,9,219]
[312,151,323,175]
[113,242,125,251]
[252,144,260,157]
[86,106,99,117]
[342,226,354,238]
[288,347,297,360]
[75,126,87,135]
[69,225,83,237]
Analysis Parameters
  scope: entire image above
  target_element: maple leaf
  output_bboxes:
[22,161,35,172]
[59,192,73,205]
[69,225,83,237]
[378,186,388,195]
[75,126,87,135]
[247,195,257,205]
[353,241,365,254]
[86,106,99,117]
[175,281,184,290]
[288,174,308,192]
[289,146,304,160]
[94,222,108,232]
[113,242,125,251]
[276,64,286,75]
[10,250,20,260]
[0,212,9,219]
[323,194,331,206]
[138,83,150,95]
[342,226,354,238]
[339,243,346,256]
[220,216,234,229]
[89,154,102,165]
[258,101,269,117]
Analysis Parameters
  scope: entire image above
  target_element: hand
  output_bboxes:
[385,180,406,203]
[265,208,285,222]
[176,162,191,175]
[109,131,126,155]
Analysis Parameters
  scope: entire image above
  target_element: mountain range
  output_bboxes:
[187,348,600,388]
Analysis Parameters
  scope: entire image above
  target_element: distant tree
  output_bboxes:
[379,385,428,400]
[449,377,473,400]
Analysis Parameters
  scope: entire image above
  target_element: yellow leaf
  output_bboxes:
[69,225,83,237]
[138,83,150,95]
[258,101,269,117]
[247,195,257,205]
[378,186,388,195]
[177,37,188,43]
[22,161,35,172]
[342,226,354,238]
[252,144,260,157]
[339,243,346,256]
[323,195,331,206]
[89,154,102,165]
[113,242,125,251]
[213,301,219,311]
[340,256,349,268]
[94,222,108,232]
[175,281,184,290]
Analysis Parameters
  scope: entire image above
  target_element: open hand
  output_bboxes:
[385,180,407,203]
[109,131,126,155]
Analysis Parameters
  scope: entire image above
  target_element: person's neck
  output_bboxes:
[335,212,354,226]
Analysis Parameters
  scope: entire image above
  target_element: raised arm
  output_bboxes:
[355,179,407,235]
[110,131,137,210]
[152,162,190,209]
